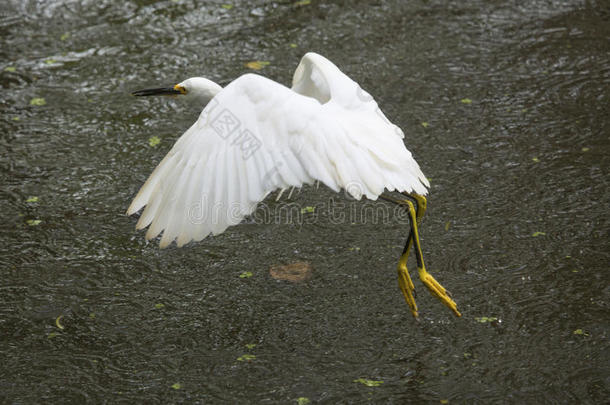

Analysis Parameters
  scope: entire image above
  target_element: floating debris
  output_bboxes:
[26,196,39,203]
[26,219,42,226]
[421,122,429,128]
[532,231,546,237]
[300,206,315,214]
[475,316,498,323]
[60,33,70,41]
[245,61,270,70]
[289,43,298,48]
[55,315,65,330]
[239,271,253,278]
[148,136,161,147]
[154,303,165,309]
[4,66,16,73]
[221,4,233,9]
[460,98,472,104]
[171,383,182,390]
[581,147,590,152]
[245,343,256,349]
[270,262,312,282]
[237,354,256,361]
[532,157,540,163]
[353,378,384,387]
[30,98,46,106]
[294,0,311,5]
[297,398,310,405]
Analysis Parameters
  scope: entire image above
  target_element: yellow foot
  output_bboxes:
[419,268,461,317]
[397,256,418,318]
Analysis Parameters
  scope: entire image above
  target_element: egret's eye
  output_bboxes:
[174,84,187,95]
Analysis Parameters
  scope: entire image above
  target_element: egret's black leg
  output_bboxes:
[381,192,461,318]
[380,192,418,317]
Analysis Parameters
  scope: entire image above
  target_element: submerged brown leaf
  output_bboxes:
[269,261,312,282]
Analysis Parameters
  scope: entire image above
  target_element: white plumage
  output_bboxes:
[128,52,429,248]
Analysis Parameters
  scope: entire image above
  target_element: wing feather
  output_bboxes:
[136,183,162,230]
[128,54,428,247]
[192,152,217,242]
[148,158,183,243]
[174,153,205,247]
[128,151,179,216]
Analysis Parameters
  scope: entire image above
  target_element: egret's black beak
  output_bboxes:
[132,84,185,97]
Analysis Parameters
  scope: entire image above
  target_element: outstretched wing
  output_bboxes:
[128,56,428,248]
[290,52,428,193]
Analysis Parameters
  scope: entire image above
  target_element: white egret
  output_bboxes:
[128,52,460,318]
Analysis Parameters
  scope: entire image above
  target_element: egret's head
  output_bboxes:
[132,77,222,108]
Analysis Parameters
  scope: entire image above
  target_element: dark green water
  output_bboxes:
[1,0,609,402]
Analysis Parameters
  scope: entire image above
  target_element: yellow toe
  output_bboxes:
[419,268,461,317]
[397,261,418,318]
